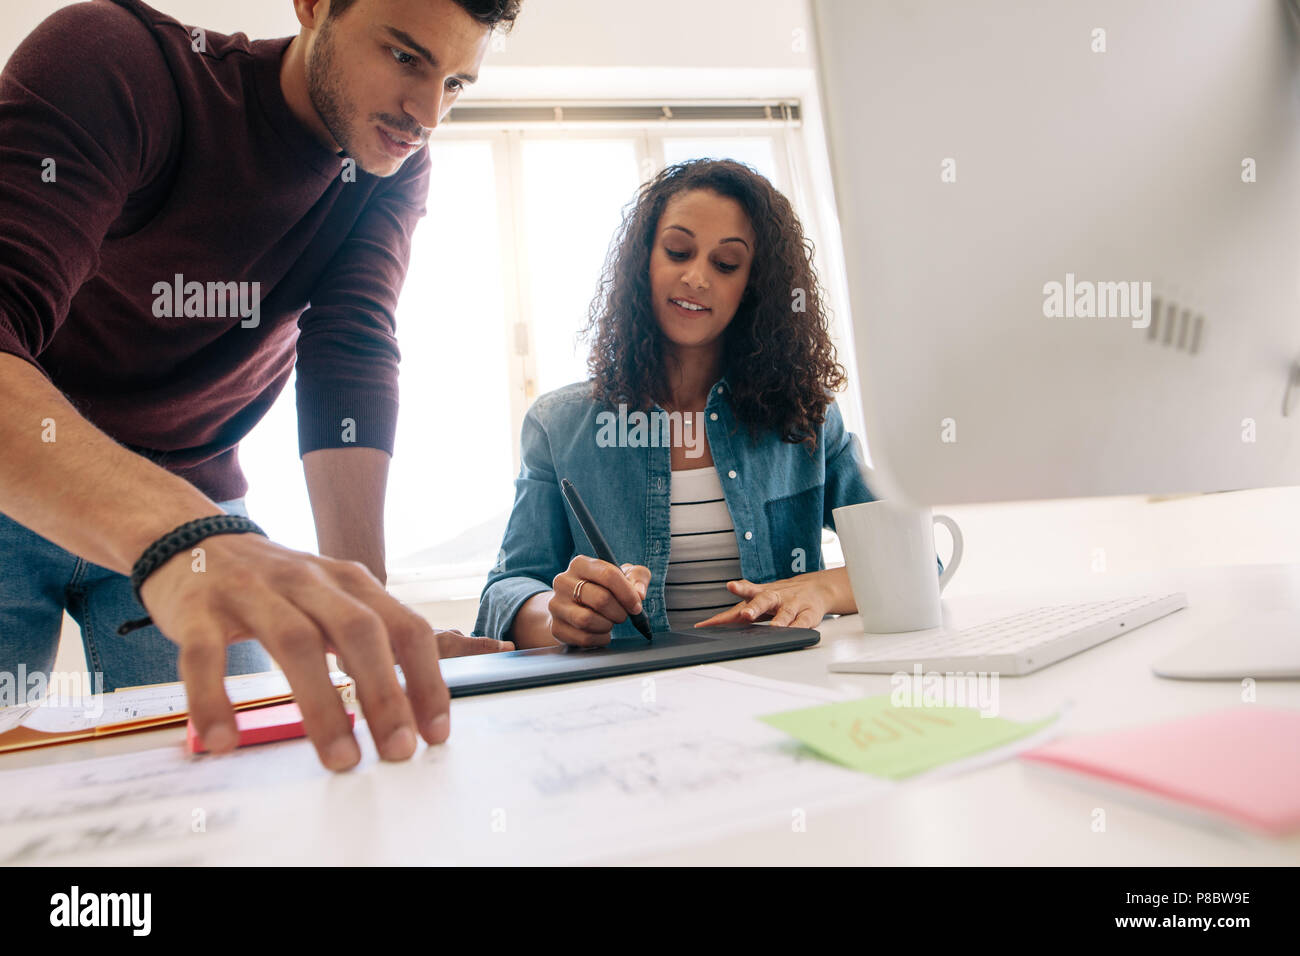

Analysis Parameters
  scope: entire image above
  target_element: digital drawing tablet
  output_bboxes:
[437,625,820,697]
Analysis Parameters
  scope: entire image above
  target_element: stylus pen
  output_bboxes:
[560,477,654,642]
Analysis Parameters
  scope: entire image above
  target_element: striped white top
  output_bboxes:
[665,466,742,630]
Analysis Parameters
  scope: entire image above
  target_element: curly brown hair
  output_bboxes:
[584,159,845,449]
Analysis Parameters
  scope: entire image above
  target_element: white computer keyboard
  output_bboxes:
[829,593,1189,676]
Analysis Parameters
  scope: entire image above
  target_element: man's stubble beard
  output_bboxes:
[305,18,363,163]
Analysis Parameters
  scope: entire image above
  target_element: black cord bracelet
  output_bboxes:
[117,515,268,636]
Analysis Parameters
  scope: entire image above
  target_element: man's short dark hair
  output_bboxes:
[327,0,522,33]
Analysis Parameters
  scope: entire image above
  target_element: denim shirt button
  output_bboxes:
[651,541,660,554]
[728,469,738,480]
[744,531,753,541]
[716,385,725,394]
[710,412,719,421]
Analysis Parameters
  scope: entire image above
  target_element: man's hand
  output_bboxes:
[432,629,514,657]
[140,532,457,772]
[338,627,512,670]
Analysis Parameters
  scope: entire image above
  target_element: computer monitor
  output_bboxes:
[809,0,1300,678]
[810,0,1300,507]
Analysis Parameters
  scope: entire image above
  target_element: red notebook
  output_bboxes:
[185,701,354,754]
[1021,707,1300,836]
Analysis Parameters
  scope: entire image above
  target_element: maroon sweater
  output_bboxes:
[0,0,431,502]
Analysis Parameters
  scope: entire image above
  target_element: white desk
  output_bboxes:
[4,563,1299,865]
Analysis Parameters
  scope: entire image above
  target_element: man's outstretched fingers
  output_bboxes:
[285,654,362,771]
[313,564,452,749]
[271,561,420,761]
[386,611,453,746]
[436,631,514,657]
[177,624,237,754]
[228,591,360,771]
[303,587,416,762]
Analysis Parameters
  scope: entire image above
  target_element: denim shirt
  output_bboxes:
[473,379,875,640]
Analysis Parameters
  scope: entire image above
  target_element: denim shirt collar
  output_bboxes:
[649,377,731,415]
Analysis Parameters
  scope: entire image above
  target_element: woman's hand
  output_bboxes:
[696,569,851,629]
[549,555,651,647]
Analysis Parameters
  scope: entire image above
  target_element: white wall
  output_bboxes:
[3,1,812,68]
[494,0,811,69]
[418,0,814,69]
[1,1,296,61]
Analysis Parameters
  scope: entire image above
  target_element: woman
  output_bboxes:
[474,159,873,647]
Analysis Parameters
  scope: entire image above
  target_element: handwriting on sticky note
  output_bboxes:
[844,707,955,750]
[760,695,1055,779]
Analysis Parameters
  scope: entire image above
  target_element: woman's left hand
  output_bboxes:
[695,576,832,629]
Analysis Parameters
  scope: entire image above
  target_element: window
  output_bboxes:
[243,139,517,570]
[663,136,782,187]
[385,140,517,569]
[240,103,859,594]
[518,137,641,397]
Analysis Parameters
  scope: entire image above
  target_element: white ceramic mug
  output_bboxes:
[832,500,964,633]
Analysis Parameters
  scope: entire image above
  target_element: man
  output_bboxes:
[0,0,522,771]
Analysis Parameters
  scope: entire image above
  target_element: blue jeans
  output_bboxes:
[0,499,272,700]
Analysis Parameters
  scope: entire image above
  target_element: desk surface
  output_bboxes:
[5,563,1300,865]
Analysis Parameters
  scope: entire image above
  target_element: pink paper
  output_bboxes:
[1022,707,1300,835]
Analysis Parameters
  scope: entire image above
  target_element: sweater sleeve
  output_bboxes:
[294,147,431,457]
[0,2,177,374]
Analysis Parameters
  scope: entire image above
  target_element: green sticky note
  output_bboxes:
[760,695,1056,779]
